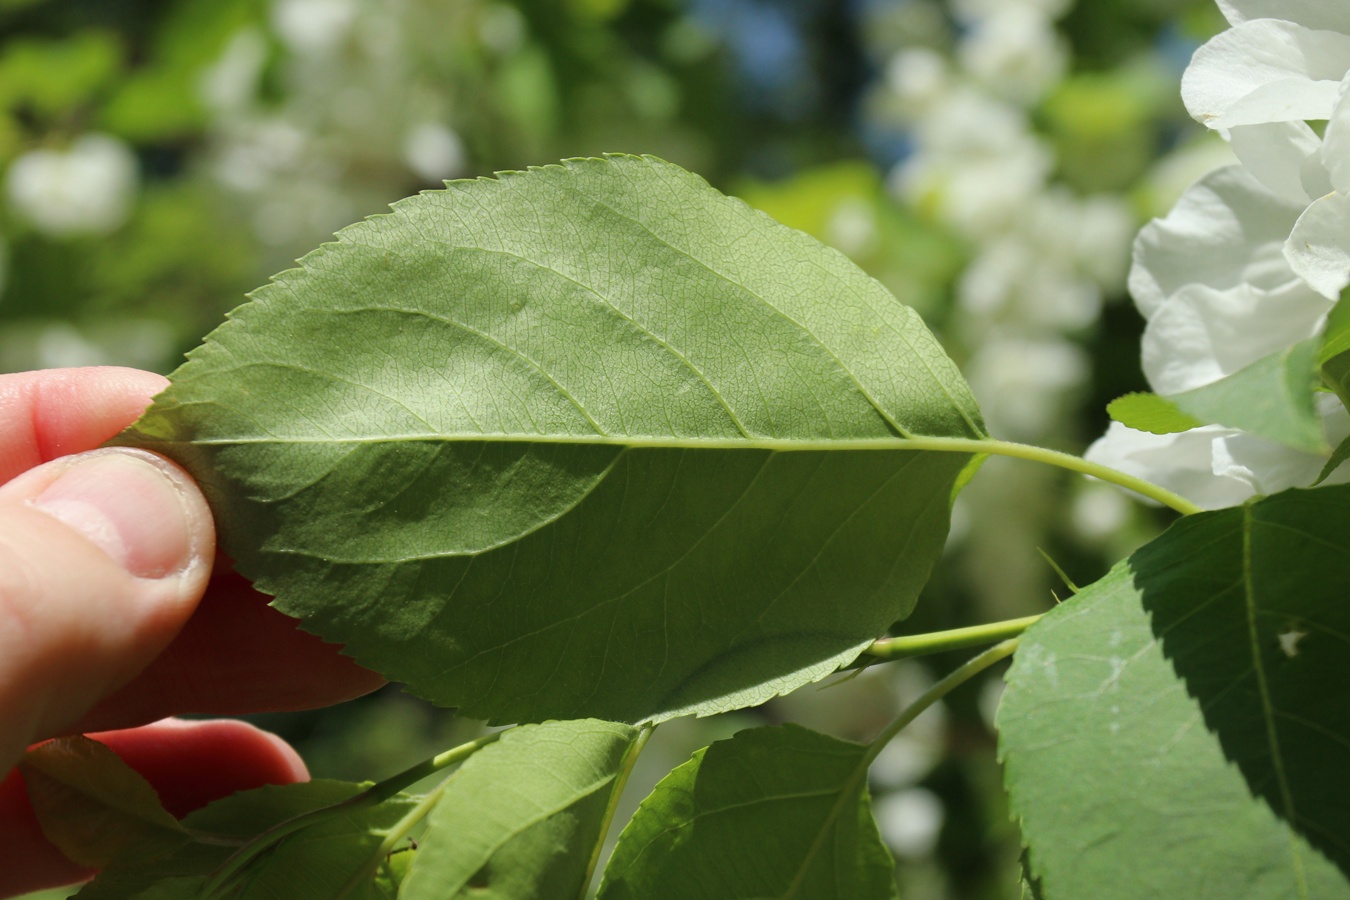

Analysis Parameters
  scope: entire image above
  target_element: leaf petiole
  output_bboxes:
[856,616,1040,667]
[866,638,1020,761]
[579,724,655,899]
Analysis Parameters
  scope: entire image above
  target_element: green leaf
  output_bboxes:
[116,154,986,725]
[78,781,416,899]
[597,724,897,900]
[1320,290,1350,410]
[401,720,639,899]
[1105,392,1202,434]
[1315,433,1350,485]
[1167,339,1326,454]
[999,486,1350,898]
[21,736,187,868]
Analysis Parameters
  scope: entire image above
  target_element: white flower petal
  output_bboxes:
[1141,280,1330,393]
[1211,431,1333,494]
[1227,120,1321,202]
[1319,75,1350,193]
[1218,77,1345,128]
[1182,20,1350,128]
[1085,423,1259,510]
[1129,166,1305,318]
[1217,0,1350,34]
[1285,190,1350,298]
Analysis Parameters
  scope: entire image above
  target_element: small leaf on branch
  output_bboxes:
[400,719,638,899]
[1315,433,1350,485]
[597,724,897,900]
[1105,392,1203,435]
[1000,485,1350,898]
[1166,338,1326,454]
[78,780,417,899]
[114,154,986,726]
[21,736,187,868]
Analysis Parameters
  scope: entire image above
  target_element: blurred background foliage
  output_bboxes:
[4,0,1227,897]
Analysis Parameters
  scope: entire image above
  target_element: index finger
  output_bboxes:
[0,367,169,484]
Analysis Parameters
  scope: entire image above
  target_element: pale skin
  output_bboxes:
[0,367,385,897]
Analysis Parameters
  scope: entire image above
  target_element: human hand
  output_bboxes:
[0,367,385,897]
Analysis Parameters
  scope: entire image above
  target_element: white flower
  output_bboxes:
[403,122,466,183]
[873,788,945,859]
[271,0,359,57]
[885,47,950,111]
[5,134,139,237]
[958,7,1068,103]
[966,335,1087,441]
[1182,18,1350,130]
[1086,2,1350,509]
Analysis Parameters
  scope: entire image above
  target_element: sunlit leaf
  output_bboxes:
[1000,486,1350,898]
[598,724,897,900]
[1105,392,1202,434]
[401,720,638,899]
[116,154,985,726]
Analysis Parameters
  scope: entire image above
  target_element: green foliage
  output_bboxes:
[116,154,985,726]
[1000,486,1350,898]
[78,781,418,899]
[401,720,638,898]
[1167,339,1326,453]
[20,737,186,868]
[598,724,897,900]
[1105,391,1202,434]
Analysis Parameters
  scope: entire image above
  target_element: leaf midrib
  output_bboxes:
[138,433,984,451]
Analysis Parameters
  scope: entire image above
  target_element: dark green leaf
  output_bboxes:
[401,720,638,899]
[1105,392,1203,435]
[999,486,1350,898]
[597,724,897,900]
[78,781,415,899]
[1315,434,1350,485]
[116,154,985,725]
[21,736,187,868]
[1167,339,1326,453]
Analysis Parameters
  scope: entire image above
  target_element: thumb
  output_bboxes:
[0,448,214,765]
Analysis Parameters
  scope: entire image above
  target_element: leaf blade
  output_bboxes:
[597,724,897,900]
[116,155,985,725]
[400,719,638,900]
[21,736,187,868]
[999,486,1350,898]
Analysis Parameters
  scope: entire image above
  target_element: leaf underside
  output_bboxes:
[21,736,185,869]
[999,486,1350,899]
[78,781,417,899]
[598,724,897,900]
[400,720,638,899]
[116,154,985,725]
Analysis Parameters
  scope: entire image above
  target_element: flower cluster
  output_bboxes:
[1087,0,1350,508]
[880,0,1134,443]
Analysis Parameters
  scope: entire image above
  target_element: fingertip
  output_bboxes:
[90,718,309,818]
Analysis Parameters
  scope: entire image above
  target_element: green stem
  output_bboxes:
[949,438,1202,515]
[857,615,1040,666]
[578,724,655,899]
[203,730,505,898]
[866,638,1020,762]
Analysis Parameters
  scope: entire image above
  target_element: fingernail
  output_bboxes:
[31,449,202,580]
